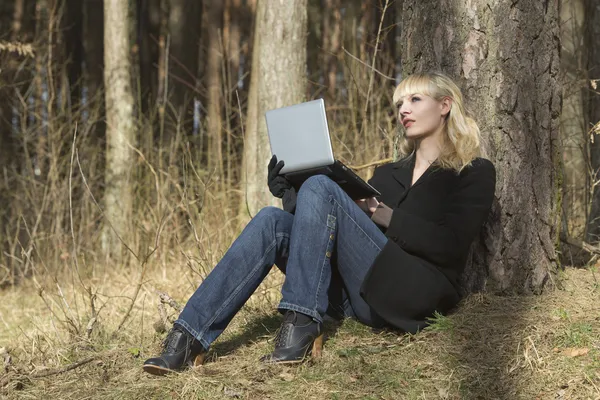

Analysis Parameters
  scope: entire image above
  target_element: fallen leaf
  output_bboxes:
[562,347,589,357]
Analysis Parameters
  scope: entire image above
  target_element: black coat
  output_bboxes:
[281,155,496,334]
[360,155,496,333]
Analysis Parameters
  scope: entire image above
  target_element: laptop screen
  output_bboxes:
[265,99,335,174]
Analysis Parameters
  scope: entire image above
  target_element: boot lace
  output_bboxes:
[274,321,293,348]
[162,329,180,354]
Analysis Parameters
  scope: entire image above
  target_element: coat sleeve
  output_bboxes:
[384,159,496,265]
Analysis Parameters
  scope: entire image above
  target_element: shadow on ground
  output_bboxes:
[447,293,536,399]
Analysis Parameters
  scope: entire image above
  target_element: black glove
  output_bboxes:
[267,155,293,198]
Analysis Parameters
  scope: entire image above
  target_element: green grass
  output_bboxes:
[558,322,594,348]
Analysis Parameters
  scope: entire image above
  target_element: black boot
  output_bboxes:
[261,310,323,364]
[143,325,206,375]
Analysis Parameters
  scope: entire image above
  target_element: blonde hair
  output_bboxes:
[392,72,481,172]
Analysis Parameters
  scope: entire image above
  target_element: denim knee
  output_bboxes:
[255,206,285,222]
[253,206,289,232]
[299,174,336,196]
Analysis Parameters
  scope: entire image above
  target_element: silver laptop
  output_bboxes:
[265,99,381,200]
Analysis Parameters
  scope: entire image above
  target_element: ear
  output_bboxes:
[440,97,452,118]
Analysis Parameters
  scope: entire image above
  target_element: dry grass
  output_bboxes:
[1,263,598,400]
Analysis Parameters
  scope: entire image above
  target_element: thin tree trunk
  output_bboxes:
[223,0,242,186]
[83,0,105,148]
[102,0,136,257]
[156,0,168,148]
[34,0,46,178]
[557,0,588,262]
[167,0,200,154]
[323,0,341,99]
[205,0,224,191]
[64,0,83,107]
[585,0,600,242]
[400,0,561,294]
[138,0,160,115]
[12,0,24,35]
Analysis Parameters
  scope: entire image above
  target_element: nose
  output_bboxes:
[398,102,410,118]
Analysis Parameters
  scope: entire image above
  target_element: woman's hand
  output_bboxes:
[267,155,293,198]
[355,197,379,214]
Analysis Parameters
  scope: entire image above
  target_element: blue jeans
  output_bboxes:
[175,175,389,350]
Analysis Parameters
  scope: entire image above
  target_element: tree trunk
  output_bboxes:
[323,0,341,99]
[205,0,224,190]
[102,0,136,257]
[585,0,600,242]
[138,0,160,115]
[64,0,83,107]
[240,0,308,217]
[168,0,200,142]
[555,0,588,265]
[156,0,168,143]
[34,0,46,178]
[400,0,562,294]
[222,0,242,186]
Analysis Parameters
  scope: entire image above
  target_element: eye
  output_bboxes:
[411,96,421,102]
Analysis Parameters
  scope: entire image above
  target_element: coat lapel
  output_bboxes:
[391,156,414,189]
[391,155,443,189]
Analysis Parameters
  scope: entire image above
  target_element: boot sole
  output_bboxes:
[143,354,206,376]
[142,364,176,376]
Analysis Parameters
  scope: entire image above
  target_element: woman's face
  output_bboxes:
[396,93,450,139]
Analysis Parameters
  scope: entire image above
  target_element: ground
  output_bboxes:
[0,266,598,399]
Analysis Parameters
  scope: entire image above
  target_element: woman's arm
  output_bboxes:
[385,159,496,265]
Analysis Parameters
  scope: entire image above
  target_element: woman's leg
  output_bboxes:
[279,174,388,326]
[174,206,293,350]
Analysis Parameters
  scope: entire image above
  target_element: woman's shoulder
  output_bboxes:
[457,157,496,192]
[461,157,495,176]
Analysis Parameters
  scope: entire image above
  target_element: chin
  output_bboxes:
[405,131,428,140]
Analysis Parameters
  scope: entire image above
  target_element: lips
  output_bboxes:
[403,119,415,128]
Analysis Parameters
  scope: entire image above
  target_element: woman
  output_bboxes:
[143,72,496,375]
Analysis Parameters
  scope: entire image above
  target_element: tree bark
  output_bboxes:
[83,0,105,149]
[205,0,225,190]
[102,0,136,257]
[400,0,562,294]
[64,0,83,107]
[166,0,200,145]
[585,0,600,242]
[240,0,308,217]
[323,0,341,99]
[555,0,588,265]
[137,0,160,115]
[223,0,242,185]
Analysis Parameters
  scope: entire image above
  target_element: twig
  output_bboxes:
[341,46,395,81]
[364,0,391,116]
[157,290,182,312]
[75,150,140,262]
[347,157,394,171]
[0,356,97,388]
[114,211,168,333]
[560,234,600,256]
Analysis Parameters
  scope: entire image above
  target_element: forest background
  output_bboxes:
[0,0,599,399]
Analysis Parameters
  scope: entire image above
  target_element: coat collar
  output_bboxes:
[391,154,438,189]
